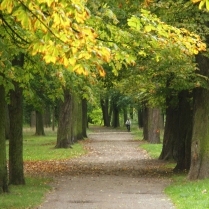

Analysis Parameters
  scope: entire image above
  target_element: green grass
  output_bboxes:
[6,128,87,161]
[140,143,163,158]
[0,177,51,209]
[2,128,87,209]
[165,175,209,209]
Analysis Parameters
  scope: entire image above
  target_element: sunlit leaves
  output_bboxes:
[128,9,206,56]
[192,0,209,10]
[0,0,113,76]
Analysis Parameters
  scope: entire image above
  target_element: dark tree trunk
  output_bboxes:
[5,105,10,139]
[123,108,127,126]
[100,98,110,127]
[159,91,192,172]
[143,107,149,140]
[147,108,161,144]
[52,106,56,131]
[56,90,73,148]
[137,106,143,128]
[44,105,51,127]
[0,85,9,193]
[8,82,25,185]
[30,111,36,127]
[173,91,192,171]
[188,54,209,180]
[35,110,45,136]
[159,97,179,161]
[112,101,120,128]
[73,95,83,142]
[82,98,88,138]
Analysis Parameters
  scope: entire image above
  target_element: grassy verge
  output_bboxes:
[132,126,209,209]
[0,177,51,209]
[2,128,87,209]
[165,175,209,209]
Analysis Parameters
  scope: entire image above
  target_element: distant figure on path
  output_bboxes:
[125,118,131,132]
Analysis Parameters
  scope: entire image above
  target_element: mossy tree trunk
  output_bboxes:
[8,82,25,185]
[73,95,83,142]
[188,54,209,180]
[0,85,8,193]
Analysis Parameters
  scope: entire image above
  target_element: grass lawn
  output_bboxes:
[131,126,209,209]
[1,128,87,209]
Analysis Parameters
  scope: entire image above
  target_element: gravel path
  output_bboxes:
[37,127,175,209]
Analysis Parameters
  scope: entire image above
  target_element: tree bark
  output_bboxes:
[188,54,209,180]
[56,90,73,148]
[82,98,88,138]
[112,100,120,128]
[143,107,160,143]
[44,105,51,128]
[100,98,110,127]
[35,110,45,136]
[0,85,8,193]
[5,105,10,139]
[159,91,192,172]
[30,111,36,127]
[159,97,179,161]
[8,82,25,185]
[137,106,143,128]
[143,107,149,140]
[173,91,192,171]
[147,108,161,144]
[123,108,128,126]
[73,95,83,142]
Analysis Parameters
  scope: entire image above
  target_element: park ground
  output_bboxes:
[35,126,175,209]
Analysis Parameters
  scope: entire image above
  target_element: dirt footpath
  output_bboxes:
[38,127,175,209]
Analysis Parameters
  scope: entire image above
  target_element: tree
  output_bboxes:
[188,54,209,179]
[0,85,8,193]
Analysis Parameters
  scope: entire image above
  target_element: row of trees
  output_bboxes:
[0,0,209,194]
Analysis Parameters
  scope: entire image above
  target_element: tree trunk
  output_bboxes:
[173,91,192,171]
[123,108,127,126]
[143,107,148,140]
[188,54,209,180]
[159,98,179,161]
[137,106,143,128]
[82,98,88,138]
[5,105,10,139]
[159,91,192,172]
[73,95,83,142]
[147,108,161,144]
[8,82,25,185]
[35,110,45,136]
[112,100,120,128]
[30,111,36,127]
[56,90,73,148]
[100,98,110,127]
[44,105,51,128]
[0,85,8,193]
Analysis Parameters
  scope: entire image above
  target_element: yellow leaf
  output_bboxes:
[69,57,76,66]
[73,64,84,74]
